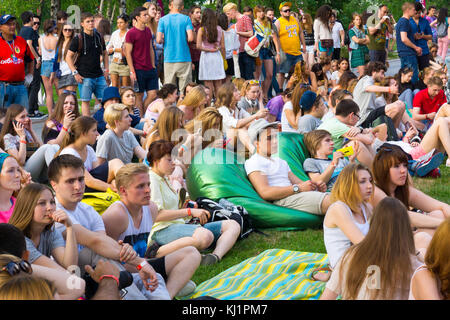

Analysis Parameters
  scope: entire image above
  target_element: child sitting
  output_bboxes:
[303,130,358,192]
[297,91,327,134]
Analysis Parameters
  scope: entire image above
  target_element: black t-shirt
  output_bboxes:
[18,26,39,56]
[69,31,106,78]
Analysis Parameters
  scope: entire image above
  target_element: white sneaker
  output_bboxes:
[446,158,450,167]
[175,280,196,297]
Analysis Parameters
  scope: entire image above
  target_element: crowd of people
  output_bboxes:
[0,0,449,300]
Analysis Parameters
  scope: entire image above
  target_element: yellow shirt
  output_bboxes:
[277,16,301,56]
[149,169,186,238]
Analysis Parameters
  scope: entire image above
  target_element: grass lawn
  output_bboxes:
[190,164,449,285]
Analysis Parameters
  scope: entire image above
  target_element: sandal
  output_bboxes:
[201,253,220,266]
[310,266,332,282]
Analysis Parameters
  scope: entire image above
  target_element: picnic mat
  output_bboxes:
[183,249,328,300]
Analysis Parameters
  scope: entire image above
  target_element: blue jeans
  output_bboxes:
[78,76,107,102]
[400,55,419,85]
[278,53,303,74]
[0,82,29,109]
[398,88,420,109]
[152,221,223,245]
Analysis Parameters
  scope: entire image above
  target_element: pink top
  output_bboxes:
[0,197,16,223]
[201,26,223,50]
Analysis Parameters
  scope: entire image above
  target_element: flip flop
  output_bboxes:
[310,266,332,282]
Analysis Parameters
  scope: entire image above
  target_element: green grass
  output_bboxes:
[190,163,450,286]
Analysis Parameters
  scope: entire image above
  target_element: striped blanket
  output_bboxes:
[184,249,328,300]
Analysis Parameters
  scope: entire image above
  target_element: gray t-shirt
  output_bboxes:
[25,227,66,263]
[303,157,349,191]
[96,129,139,164]
[297,115,322,134]
[353,75,376,125]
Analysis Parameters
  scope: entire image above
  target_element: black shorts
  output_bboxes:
[225,58,235,77]
[360,106,386,128]
[85,161,109,192]
[417,53,430,71]
[136,68,159,93]
[147,256,167,281]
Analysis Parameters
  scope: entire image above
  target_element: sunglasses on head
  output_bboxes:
[1,260,33,276]
[63,90,76,95]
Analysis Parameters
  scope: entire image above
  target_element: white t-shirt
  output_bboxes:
[281,101,298,133]
[353,75,376,125]
[217,106,251,133]
[331,70,341,84]
[244,153,292,187]
[55,200,105,252]
[332,22,344,49]
[60,145,97,171]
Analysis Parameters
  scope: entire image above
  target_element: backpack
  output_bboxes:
[73,29,104,66]
[81,189,120,215]
[436,18,448,38]
[195,197,254,240]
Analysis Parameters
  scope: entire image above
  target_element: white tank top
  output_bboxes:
[323,201,370,268]
[116,201,154,258]
[40,35,56,61]
[408,265,443,300]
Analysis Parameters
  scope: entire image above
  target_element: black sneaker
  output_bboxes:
[28,111,47,119]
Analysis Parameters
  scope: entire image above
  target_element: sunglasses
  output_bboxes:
[63,90,76,95]
[63,28,73,32]
[1,260,33,276]
[34,22,40,25]
[282,9,291,13]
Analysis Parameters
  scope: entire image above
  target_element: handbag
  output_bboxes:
[320,39,334,49]
[244,33,266,58]
[268,38,276,57]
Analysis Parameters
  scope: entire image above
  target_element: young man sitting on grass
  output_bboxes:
[244,119,331,216]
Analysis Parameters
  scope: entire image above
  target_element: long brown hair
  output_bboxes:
[185,107,223,149]
[372,144,410,207]
[215,82,236,110]
[0,104,26,150]
[54,116,97,157]
[340,197,416,300]
[8,183,55,239]
[56,23,74,63]
[291,83,311,118]
[201,8,218,44]
[300,13,313,33]
[424,218,450,300]
[42,92,80,141]
[145,106,185,149]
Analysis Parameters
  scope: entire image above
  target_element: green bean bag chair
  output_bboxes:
[186,133,323,230]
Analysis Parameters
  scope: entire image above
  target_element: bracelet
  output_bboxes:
[99,274,119,287]
[388,87,391,94]
[180,144,188,151]
[20,140,27,144]
[136,260,149,271]
[187,207,192,216]
[62,126,68,132]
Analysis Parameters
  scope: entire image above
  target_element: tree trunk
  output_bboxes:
[51,0,58,20]
[106,0,112,20]
[216,0,223,12]
[119,0,127,15]
[99,0,105,14]
[110,3,116,23]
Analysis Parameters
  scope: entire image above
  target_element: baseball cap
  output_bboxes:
[300,90,318,111]
[0,15,16,25]
[248,119,279,143]
[279,2,292,11]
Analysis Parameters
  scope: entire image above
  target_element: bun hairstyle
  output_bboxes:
[157,83,179,99]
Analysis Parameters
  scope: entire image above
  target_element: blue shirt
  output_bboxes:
[396,17,416,57]
[157,13,193,63]
[409,17,432,55]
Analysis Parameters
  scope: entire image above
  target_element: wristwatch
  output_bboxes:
[293,184,300,193]
[72,70,79,76]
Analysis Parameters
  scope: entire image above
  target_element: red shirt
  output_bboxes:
[412,88,447,115]
[125,27,154,71]
[189,22,201,62]
[236,15,253,53]
[0,35,34,82]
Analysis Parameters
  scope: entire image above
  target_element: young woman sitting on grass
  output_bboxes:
[303,130,358,192]
[371,145,449,236]
[320,197,424,300]
[57,116,124,192]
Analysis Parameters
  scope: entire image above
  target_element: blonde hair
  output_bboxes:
[103,103,129,129]
[145,106,185,149]
[240,80,260,97]
[115,163,149,192]
[232,78,245,92]
[177,86,206,109]
[0,254,54,300]
[223,3,238,13]
[185,107,223,149]
[8,183,55,239]
[143,1,159,34]
[331,163,374,213]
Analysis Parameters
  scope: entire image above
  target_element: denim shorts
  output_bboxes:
[259,47,273,60]
[0,82,29,109]
[279,53,303,73]
[41,60,54,78]
[152,221,223,245]
[78,76,107,102]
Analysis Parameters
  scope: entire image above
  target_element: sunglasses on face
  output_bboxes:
[282,9,291,13]
[1,260,33,276]
[34,22,40,25]
[63,28,73,32]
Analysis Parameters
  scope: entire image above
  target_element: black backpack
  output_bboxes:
[195,197,254,240]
